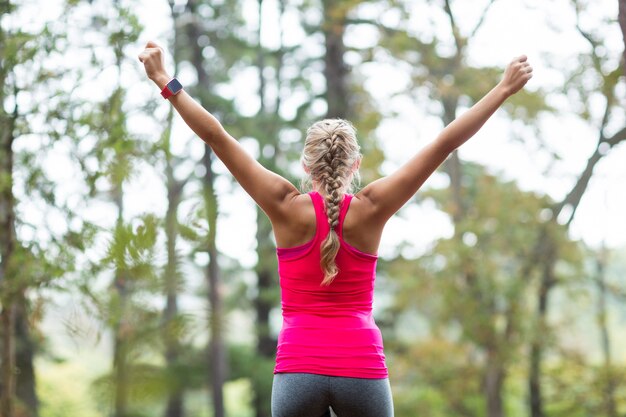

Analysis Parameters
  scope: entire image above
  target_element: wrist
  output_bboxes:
[152,73,172,90]
[494,82,512,99]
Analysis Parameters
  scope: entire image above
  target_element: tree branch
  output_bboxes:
[443,0,464,56]
[469,0,497,38]
[554,124,626,226]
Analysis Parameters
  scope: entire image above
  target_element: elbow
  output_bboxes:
[433,136,456,156]
[199,125,228,148]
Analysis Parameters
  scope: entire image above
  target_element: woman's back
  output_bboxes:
[275,191,388,378]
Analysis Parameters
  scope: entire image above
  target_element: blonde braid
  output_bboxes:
[319,131,349,284]
[301,119,361,286]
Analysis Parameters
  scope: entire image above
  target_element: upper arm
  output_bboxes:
[357,139,451,222]
[208,127,300,220]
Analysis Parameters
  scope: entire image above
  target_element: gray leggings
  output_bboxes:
[271,373,394,417]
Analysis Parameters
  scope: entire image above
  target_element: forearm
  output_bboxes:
[152,74,225,146]
[435,83,510,153]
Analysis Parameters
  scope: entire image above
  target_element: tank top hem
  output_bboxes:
[273,366,389,379]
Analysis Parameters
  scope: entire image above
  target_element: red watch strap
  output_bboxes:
[160,81,174,99]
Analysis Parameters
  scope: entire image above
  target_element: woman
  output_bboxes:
[139,41,532,417]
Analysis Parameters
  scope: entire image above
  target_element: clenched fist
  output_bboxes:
[138,41,171,89]
[499,55,533,96]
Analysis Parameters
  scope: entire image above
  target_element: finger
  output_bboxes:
[138,52,148,62]
[517,55,528,62]
[146,40,160,49]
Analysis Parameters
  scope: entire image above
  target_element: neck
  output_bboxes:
[311,181,348,197]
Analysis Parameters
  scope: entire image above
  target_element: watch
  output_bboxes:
[160,78,183,99]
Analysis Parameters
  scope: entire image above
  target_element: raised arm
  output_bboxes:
[138,41,298,220]
[358,55,533,222]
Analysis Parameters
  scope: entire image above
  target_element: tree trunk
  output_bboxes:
[162,107,185,417]
[528,341,543,417]
[0,304,16,417]
[0,43,17,416]
[163,4,186,416]
[619,0,626,76]
[185,3,226,415]
[528,239,553,417]
[322,0,350,119]
[485,348,506,417]
[202,148,225,417]
[1,4,39,414]
[528,308,546,417]
[14,291,39,417]
[253,220,276,417]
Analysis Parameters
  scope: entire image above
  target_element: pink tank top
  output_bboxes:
[274,191,388,379]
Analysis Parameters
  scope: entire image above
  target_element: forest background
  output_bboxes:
[1,0,626,417]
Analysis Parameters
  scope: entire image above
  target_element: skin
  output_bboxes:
[139,41,533,255]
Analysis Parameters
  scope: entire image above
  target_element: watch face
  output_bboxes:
[168,78,183,94]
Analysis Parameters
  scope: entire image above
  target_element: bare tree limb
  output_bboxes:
[470,0,497,38]
[443,0,464,56]
[554,124,626,226]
